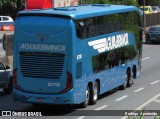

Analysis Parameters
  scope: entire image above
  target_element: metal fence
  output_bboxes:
[145,12,160,27]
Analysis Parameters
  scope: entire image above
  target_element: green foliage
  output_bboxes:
[79,0,139,6]
[0,0,25,19]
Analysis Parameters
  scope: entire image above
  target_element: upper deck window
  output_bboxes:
[75,11,141,40]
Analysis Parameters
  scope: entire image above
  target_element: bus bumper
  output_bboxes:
[13,88,74,105]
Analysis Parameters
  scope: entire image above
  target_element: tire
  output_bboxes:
[4,79,13,94]
[146,35,150,44]
[90,81,99,105]
[2,34,7,51]
[120,71,131,90]
[80,86,90,108]
[127,71,133,87]
[132,67,137,79]
[119,75,127,90]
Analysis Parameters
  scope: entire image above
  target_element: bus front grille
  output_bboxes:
[20,52,65,79]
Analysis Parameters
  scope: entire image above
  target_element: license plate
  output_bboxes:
[36,98,45,102]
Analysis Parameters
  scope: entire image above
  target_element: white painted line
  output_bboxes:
[154,99,160,103]
[116,95,128,102]
[77,116,85,119]
[136,93,160,110]
[94,105,108,110]
[121,93,160,119]
[150,80,160,85]
[121,116,128,119]
[0,53,5,55]
[134,87,145,93]
[142,57,150,61]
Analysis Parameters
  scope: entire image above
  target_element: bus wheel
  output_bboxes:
[120,73,128,90]
[90,81,99,105]
[132,67,137,79]
[80,86,90,108]
[127,71,133,87]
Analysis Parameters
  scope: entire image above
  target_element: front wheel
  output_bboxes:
[4,79,13,94]
[90,81,99,105]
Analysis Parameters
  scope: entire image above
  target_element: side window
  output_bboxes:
[76,14,125,40]
[92,45,137,73]
[2,17,9,21]
[0,63,5,70]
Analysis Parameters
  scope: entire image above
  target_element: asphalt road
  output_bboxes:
[0,35,160,119]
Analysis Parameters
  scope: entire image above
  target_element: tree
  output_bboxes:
[79,0,139,7]
[0,0,25,19]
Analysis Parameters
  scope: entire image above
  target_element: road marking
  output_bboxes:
[94,105,108,110]
[150,80,160,85]
[77,116,85,119]
[116,95,128,102]
[77,105,108,119]
[142,57,150,61]
[136,93,160,110]
[154,99,160,103]
[134,87,145,93]
[121,93,160,119]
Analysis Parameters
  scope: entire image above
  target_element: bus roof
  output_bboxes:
[18,4,139,19]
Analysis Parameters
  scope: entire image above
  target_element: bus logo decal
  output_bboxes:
[88,33,129,53]
[19,43,65,52]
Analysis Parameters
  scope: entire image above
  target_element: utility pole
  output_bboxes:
[143,0,146,43]
[143,0,145,29]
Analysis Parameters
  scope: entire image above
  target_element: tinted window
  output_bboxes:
[149,27,160,31]
[76,14,125,39]
[75,12,141,41]
[92,45,137,73]
[2,17,9,21]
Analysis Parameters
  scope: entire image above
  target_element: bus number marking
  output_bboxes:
[48,83,60,87]
[77,54,82,60]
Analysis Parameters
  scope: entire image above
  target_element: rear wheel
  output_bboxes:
[90,81,99,105]
[127,71,133,87]
[146,35,150,44]
[80,86,90,108]
[120,71,131,90]
[119,75,127,90]
[132,67,137,79]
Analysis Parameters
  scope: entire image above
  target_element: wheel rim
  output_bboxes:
[129,78,133,85]
[124,76,128,87]
[85,87,90,104]
[93,83,98,101]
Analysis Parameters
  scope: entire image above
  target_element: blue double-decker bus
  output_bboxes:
[13,4,142,108]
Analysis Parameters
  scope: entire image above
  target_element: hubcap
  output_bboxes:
[85,88,89,104]
[93,84,98,101]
